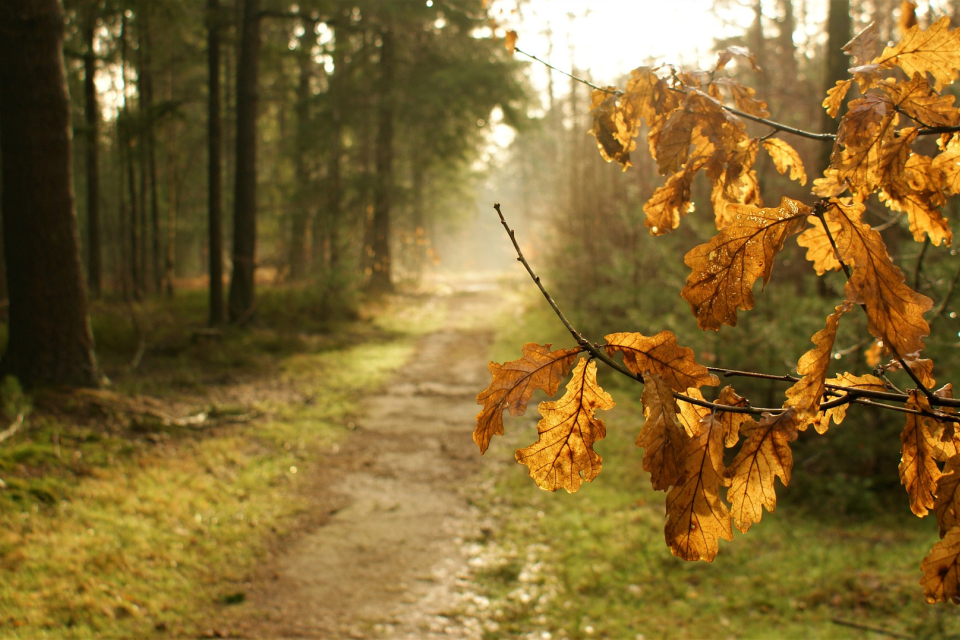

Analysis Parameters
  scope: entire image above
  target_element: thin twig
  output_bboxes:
[0,413,24,444]
[514,47,611,94]
[913,237,930,290]
[829,617,914,639]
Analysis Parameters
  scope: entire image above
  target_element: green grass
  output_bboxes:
[0,286,433,638]
[469,290,960,640]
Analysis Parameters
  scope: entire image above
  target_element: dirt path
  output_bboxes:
[232,278,502,639]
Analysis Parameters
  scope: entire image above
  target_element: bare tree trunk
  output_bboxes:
[289,20,313,281]
[366,28,394,294]
[318,25,344,274]
[207,0,224,323]
[82,10,101,299]
[139,11,161,294]
[121,14,141,299]
[820,0,851,174]
[0,0,99,387]
[228,0,260,323]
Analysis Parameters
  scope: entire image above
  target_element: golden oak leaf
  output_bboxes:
[814,372,888,434]
[784,302,853,430]
[823,79,853,118]
[873,16,960,91]
[818,199,933,356]
[504,30,518,55]
[716,385,750,447]
[687,90,745,154]
[883,187,953,247]
[664,412,733,561]
[796,214,844,275]
[682,197,810,330]
[515,358,614,493]
[711,169,761,230]
[834,110,897,196]
[899,1,918,37]
[935,455,960,537]
[901,390,944,516]
[812,168,848,198]
[933,134,960,196]
[624,66,681,129]
[604,331,719,392]
[905,356,936,389]
[726,409,800,533]
[638,373,690,491]
[590,89,632,169]
[762,138,807,186]
[715,46,761,72]
[714,78,769,117]
[921,525,960,604]
[652,108,697,175]
[843,21,879,68]
[643,160,702,235]
[880,73,960,128]
[676,387,710,438]
[836,93,894,149]
[475,343,580,453]
[877,126,917,195]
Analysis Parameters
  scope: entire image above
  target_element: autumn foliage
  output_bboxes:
[477,15,960,604]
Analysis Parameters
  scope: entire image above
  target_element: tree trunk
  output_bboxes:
[820,0,851,174]
[207,0,224,324]
[121,14,141,299]
[82,11,101,299]
[366,28,394,294]
[289,21,313,281]
[0,0,99,388]
[139,13,161,294]
[228,0,260,323]
[318,26,344,274]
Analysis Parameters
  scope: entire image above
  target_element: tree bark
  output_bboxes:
[0,0,99,387]
[318,25,344,274]
[366,28,394,294]
[289,20,313,281]
[228,0,260,323]
[121,14,141,299]
[207,0,224,324]
[138,11,161,294]
[82,10,101,299]
[820,0,851,174]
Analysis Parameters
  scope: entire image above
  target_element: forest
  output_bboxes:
[4,0,960,637]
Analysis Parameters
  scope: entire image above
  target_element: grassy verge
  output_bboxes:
[469,288,960,639]
[0,286,440,638]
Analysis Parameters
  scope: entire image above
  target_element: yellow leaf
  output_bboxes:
[715,385,751,447]
[936,455,960,537]
[664,412,733,561]
[682,197,810,330]
[638,373,690,491]
[873,16,960,91]
[814,372,888,434]
[590,89,633,169]
[933,134,960,196]
[900,390,944,516]
[715,46,761,72]
[475,343,580,453]
[921,525,960,603]
[880,73,960,128]
[504,30,518,54]
[726,409,800,533]
[515,359,614,493]
[604,331,719,392]
[843,22,879,67]
[784,302,853,430]
[714,78,769,117]
[797,214,843,275]
[823,79,852,118]
[642,161,701,235]
[762,138,807,185]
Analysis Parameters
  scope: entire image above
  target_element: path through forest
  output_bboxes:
[231,275,504,639]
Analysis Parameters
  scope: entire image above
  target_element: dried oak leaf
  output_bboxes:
[797,214,843,275]
[715,46,761,72]
[604,331,719,392]
[886,355,936,389]
[865,339,887,366]
[819,199,933,356]
[784,302,853,430]
[515,358,614,493]
[652,107,697,175]
[844,21,879,68]
[823,79,853,118]
[813,372,888,434]
[643,157,704,235]
[873,16,960,91]
[880,73,960,128]
[921,525,960,603]
[638,372,690,491]
[715,385,751,447]
[677,386,710,439]
[901,390,945,517]
[590,89,632,169]
[682,197,810,330]
[726,408,800,533]
[474,343,580,453]
[933,134,960,195]
[714,78,769,118]
[936,455,960,537]
[504,30,518,55]
[664,411,733,562]
[762,138,807,186]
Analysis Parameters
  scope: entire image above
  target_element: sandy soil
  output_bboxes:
[230,279,502,639]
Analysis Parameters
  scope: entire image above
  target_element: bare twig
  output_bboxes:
[0,413,24,444]
[913,237,930,290]
[829,617,913,639]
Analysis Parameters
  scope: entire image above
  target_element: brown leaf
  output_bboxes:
[504,30,518,54]
[515,358,615,493]
[820,199,934,356]
[898,1,918,38]
[726,409,800,533]
[823,79,853,118]
[715,46,761,72]
[643,159,702,235]
[604,331,719,392]
[873,16,960,91]
[936,455,960,537]
[843,22,879,67]
[921,525,960,603]
[590,89,632,169]
[784,302,853,430]
[638,373,690,491]
[762,138,807,186]
[475,343,580,453]
[865,339,886,366]
[715,385,750,447]
[714,78,769,117]
[814,372,888,433]
[797,214,844,275]
[664,412,733,561]
[900,390,944,516]
[933,134,960,196]
[676,387,710,439]
[880,73,960,128]
[652,107,697,175]
[682,197,810,330]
